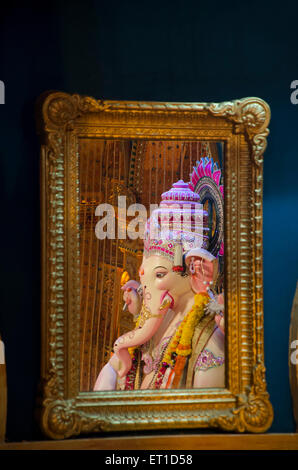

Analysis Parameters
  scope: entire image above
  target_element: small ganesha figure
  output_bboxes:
[94,181,225,391]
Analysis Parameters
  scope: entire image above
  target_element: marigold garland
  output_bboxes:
[163,292,209,366]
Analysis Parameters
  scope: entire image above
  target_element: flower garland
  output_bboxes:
[160,292,210,389]
[163,292,209,366]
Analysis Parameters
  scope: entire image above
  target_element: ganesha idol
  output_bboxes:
[94,181,225,391]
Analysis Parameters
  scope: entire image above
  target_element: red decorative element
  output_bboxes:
[213,169,221,186]
[205,160,212,177]
[189,157,223,200]
[124,353,138,390]
[219,241,224,256]
[172,266,184,272]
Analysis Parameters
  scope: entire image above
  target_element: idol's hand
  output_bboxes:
[122,280,142,316]
[109,353,122,373]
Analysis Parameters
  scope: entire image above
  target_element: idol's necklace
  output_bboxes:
[151,292,210,389]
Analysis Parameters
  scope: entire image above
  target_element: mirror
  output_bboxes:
[38,93,273,438]
[78,139,225,392]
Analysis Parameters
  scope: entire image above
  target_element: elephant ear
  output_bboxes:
[185,250,217,294]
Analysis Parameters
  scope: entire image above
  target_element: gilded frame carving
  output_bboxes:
[38,92,273,439]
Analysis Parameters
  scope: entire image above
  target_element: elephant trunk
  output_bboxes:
[113,295,173,378]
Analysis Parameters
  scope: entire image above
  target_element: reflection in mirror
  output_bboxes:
[79,140,224,392]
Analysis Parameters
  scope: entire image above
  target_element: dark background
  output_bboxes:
[0,0,297,441]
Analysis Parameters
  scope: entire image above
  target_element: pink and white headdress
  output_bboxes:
[143,180,215,270]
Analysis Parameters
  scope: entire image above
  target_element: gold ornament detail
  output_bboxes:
[41,399,105,440]
[138,303,163,328]
[210,364,273,433]
[207,98,270,165]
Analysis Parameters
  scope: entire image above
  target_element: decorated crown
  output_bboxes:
[143,181,212,269]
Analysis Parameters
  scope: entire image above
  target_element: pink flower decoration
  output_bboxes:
[219,241,224,256]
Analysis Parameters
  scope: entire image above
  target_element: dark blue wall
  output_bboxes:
[1,0,297,440]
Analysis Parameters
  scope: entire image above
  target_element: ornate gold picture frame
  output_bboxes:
[38,92,273,439]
